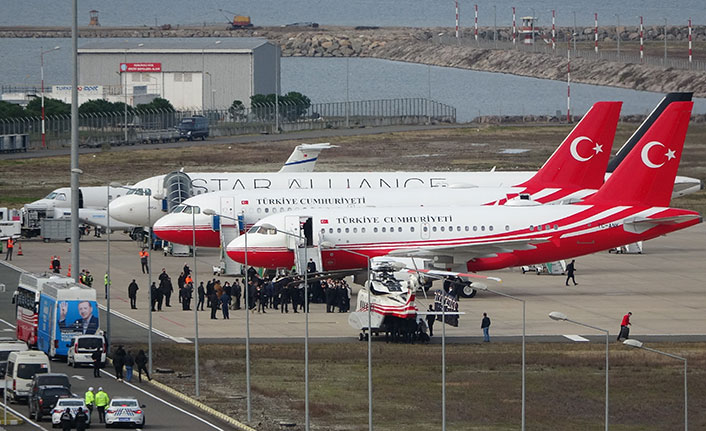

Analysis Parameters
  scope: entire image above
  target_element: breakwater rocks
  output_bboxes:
[3,25,705,96]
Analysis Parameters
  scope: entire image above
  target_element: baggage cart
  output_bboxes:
[40,219,72,242]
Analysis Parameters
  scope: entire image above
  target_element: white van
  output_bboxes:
[0,340,28,379]
[67,335,105,368]
[5,351,51,402]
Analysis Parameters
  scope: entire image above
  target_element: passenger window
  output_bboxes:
[398,227,402,232]
[554,224,559,230]
[329,228,333,234]
[410,227,415,232]
[505,225,510,231]
[529,225,534,231]
[473,226,478,232]
[489,226,494,231]
[320,228,325,234]
[374,227,378,233]
[440,226,445,232]
[345,228,350,233]
[256,208,262,214]
[481,226,485,231]
[545,225,550,231]
[272,208,277,213]
[432,226,437,232]
[382,227,386,233]
[264,208,269,213]
[465,226,469,231]
[457,226,461,232]
[353,227,358,233]
[337,228,341,233]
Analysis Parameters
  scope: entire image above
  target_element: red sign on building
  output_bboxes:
[119,62,162,72]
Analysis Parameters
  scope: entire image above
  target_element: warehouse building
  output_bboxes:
[77,38,280,110]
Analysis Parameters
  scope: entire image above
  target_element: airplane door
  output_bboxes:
[421,223,430,239]
[284,215,302,249]
[219,197,236,227]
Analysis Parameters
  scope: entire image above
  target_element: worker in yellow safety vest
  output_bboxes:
[95,387,110,424]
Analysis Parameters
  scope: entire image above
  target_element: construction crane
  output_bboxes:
[219,9,253,29]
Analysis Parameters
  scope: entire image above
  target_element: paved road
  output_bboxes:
[0,123,466,160]
[0,263,237,431]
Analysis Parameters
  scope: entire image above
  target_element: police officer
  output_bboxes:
[84,386,95,417]
[95,387,110,423]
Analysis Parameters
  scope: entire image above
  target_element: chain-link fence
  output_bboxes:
[0,98,455,151]
[435,31,706,71]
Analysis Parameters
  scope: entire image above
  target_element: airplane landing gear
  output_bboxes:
[359,332,369,341]
[461,284,477,298]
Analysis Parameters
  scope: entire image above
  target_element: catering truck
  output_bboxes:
[37,281,99,359]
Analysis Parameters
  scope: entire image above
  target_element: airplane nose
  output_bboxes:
[109,198,145,225]
[226,235,294,269]
[153,215,221,247]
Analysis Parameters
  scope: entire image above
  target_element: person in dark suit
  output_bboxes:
[565,260,578,286]
[426,305,436,337]
[59,300,99,334]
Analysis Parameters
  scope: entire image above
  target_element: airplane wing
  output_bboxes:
[387,237,551,261]
[405,268,502,282]
[623,214,702,234]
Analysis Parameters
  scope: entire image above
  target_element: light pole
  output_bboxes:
[40,46,60,150]
[615,14,621,56]
[259,223,309,430]
[477,286,525,431]
[113,184,154,374]
[624,339,688,430]
[204,209,251,422]
[180,203,201,397]
[549,311,609,431]
[319,241,372,430]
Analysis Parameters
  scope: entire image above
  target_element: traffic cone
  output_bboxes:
[17,243,23,256]
[67,264,71,277]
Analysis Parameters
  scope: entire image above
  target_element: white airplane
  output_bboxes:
[111,93,702,229]
[153,101,623,247]
[108,142,337,226]
[225,102,702,281]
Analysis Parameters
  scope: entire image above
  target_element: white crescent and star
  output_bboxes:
[569,136,602,162]
[640,141,676,169]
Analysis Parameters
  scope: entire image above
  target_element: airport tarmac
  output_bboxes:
[1,221,705,342]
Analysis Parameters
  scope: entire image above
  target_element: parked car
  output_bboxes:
[105,397,146,428]
[51,397,90,428]
[30,373,71,395]
[67,335,105,368]
[28,385,72,421]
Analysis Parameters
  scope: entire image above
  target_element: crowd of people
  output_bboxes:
[122,263,354,319]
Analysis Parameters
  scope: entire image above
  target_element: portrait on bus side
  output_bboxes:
[58,300,99,335]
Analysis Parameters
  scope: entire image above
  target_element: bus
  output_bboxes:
[37,281,99,359]
[15,273,73,347]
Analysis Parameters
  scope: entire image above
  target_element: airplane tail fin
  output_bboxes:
[607,92,693,172]
[279,143,336,173]
[520,101,622,190]
[583,101,693,207]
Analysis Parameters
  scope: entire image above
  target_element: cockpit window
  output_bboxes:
[248,226,260,234]
[260,227,277,235]
[45,192,57,199]
[126,188,149,196]
[171,205,186,214]
[56,193,67,201]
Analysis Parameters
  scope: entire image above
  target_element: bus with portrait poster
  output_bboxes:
[15,273,73,347]
[37,281,99,359]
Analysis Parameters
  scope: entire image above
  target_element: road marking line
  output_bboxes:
[96,304,192,344]
[563,334,590,342]
[71,375,86,381]
[100,369,226,431]
[158,314,186,328]
[0,401,47,430]
[0,318,16,329]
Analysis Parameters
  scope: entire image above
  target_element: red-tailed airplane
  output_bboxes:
[225,102,701,276]
[153,101,622,247]
[112,93,703,229]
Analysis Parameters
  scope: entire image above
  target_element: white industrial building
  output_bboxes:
[77,38,280,110]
